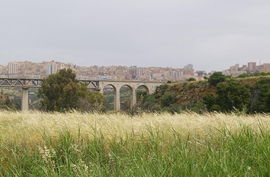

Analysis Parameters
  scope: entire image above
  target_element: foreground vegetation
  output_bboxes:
[1,111,270,176]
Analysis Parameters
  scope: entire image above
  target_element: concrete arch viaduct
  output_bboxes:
[0,78,163,111]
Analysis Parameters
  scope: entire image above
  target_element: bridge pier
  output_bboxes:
[22,87,29,111]
[132,89,137,107]
[115,87,121,111]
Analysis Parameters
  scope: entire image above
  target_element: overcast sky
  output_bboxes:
[0,0,270,71]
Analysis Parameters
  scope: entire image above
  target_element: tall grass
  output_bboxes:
[1,111,270,176]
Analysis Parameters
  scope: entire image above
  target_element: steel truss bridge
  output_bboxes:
[0,78,100,89]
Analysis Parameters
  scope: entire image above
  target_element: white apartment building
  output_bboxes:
[8,62,18,75]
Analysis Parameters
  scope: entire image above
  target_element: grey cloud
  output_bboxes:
[0,0,270,71]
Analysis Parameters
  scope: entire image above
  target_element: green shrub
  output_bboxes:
[250,78,270,113]
[208,72,227,86]
[204,81,251,112]
[161,93,177,107]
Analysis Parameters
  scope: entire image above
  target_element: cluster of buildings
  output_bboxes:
[0,61,76,79]
[2,60,270,81]
[0,61,206,81]
[223,62,270,76]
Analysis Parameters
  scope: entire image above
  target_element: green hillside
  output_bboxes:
[139,75,270,113]
[167,75,270,104]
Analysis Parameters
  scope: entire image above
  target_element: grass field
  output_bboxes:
[1,111,270,176]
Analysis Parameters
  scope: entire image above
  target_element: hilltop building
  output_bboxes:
[46,61,58,75]
[8,62,18,75]
[259,63,270,73]
[248,62,257,73]
[223,62,270,76]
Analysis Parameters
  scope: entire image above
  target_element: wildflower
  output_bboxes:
[38,145,56,168]
[71,144,81,153]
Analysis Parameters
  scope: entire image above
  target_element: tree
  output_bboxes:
[250,78,270,113]
[208,72,227,86]
[77,83,104,112]
[216,81,250,112]
[203,81,251,112]
[39,69,104,112]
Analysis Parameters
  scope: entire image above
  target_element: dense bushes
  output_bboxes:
[138,72,270,114]
[205,76,270,113]
[137,86,179,113]
[203,81,251,112]
[249,78,270,113]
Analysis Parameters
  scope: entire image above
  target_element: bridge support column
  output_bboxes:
[132,88,137,107]
[99,83,104,95]
[99,88,103,95]
[115,87,121,111]
[22,87,29,111]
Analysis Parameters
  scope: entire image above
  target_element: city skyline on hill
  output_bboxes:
[0,58,269,73]
[0,60,200,81]
[1,60,270,82]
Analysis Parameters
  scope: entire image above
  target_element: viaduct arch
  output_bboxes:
[99,81,160,111]
[0,78,163,111]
